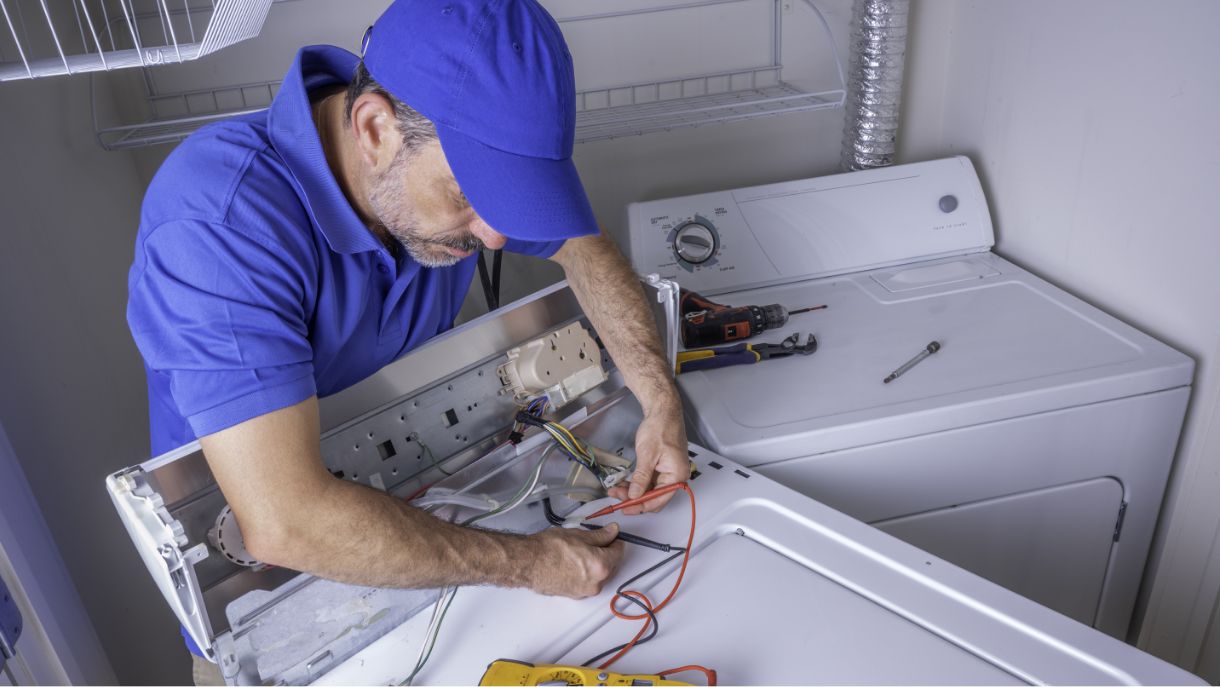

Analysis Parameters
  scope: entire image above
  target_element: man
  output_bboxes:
[125,0,689,682]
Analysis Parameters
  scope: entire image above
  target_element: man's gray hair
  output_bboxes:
[344,62,438,153]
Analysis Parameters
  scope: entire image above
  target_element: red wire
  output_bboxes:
[584,482,685,519]
[658,665,718,686]
[587,482,698,672]
[404,483,432,502]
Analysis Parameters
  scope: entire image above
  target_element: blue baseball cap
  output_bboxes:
[362,0,599,243]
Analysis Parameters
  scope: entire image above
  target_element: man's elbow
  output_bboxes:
[239,504,313,568]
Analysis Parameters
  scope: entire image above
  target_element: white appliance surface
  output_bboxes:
[317,451,1201,686]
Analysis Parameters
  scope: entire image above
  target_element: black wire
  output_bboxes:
[580,549,687,668]
[542,497,566,527]
[477,250,499,310]
[491,249,503,306]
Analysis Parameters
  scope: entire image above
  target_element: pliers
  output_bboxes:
[675,332,818,374]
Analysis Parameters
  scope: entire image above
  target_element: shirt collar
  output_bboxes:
[268,45,383,255]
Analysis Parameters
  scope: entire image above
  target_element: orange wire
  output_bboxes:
[658,665,718,686]
[588,482,697,671]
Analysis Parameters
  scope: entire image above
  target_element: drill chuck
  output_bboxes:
[760,303,789,330]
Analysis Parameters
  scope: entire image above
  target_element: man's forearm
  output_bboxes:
[555,233,680,416]
[256,478,537,589]
[205,398,622,596]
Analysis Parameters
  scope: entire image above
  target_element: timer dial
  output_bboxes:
[673,221,717,264]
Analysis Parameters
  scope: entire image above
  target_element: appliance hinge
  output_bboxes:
[1113,502,1129,542]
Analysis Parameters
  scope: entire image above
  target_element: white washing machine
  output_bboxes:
[108,280,1202,684]
[625,156,1193,639]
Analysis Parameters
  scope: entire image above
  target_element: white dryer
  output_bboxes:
[625,156,1193,639]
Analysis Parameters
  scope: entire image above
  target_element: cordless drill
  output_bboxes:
[680,289,824,348]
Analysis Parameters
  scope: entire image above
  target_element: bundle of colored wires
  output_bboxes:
[509,396,550,442]
[515,410,603,481]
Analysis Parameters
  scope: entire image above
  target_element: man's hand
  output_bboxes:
[609,407,689,514]
[525,524,624,597]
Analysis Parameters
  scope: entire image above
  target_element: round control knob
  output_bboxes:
[673,222,717,264]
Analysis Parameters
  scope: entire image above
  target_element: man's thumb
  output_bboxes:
[589,523,619,545]
[628,466,654,500]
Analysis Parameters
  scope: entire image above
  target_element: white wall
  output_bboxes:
[899,1,1220,679]
[0,421,112,685]
[14,0,1220,682]
[0,74,188,683]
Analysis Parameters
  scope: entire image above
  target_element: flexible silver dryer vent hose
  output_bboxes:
[840,0,910,170]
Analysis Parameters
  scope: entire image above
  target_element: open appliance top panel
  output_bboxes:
[315,439,1201,686]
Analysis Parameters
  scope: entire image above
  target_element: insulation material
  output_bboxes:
[841,0,910,170]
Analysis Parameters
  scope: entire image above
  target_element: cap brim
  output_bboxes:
[436,123,599,243]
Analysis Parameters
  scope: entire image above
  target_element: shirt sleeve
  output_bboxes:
[502,236,566,258]
[127,220,317,438]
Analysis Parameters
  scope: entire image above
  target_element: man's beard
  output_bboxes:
[367,150,484,268]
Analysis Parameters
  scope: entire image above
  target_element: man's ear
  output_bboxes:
[349,92,402,172]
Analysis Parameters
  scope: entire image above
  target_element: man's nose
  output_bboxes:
[470,217,508,250]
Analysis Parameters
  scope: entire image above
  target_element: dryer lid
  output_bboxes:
[678,253,1193,462]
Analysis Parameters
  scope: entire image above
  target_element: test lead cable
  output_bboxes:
[581,482,700,672]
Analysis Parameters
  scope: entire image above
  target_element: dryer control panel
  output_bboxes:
[627,156,996,294]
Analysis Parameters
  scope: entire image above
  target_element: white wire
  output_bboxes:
[412,486,606,515]
[404,585,455,686]
[404,444,562,684]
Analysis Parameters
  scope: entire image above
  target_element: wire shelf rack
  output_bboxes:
[573,68,843,143]
[90,0,844,150]
[568,0,845,143]
[0,0,275,82]
[95,78,277,149]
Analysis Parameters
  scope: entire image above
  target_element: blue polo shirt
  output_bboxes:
[128,45,562,458]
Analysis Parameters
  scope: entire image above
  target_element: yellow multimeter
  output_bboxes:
[478,659,693,686]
